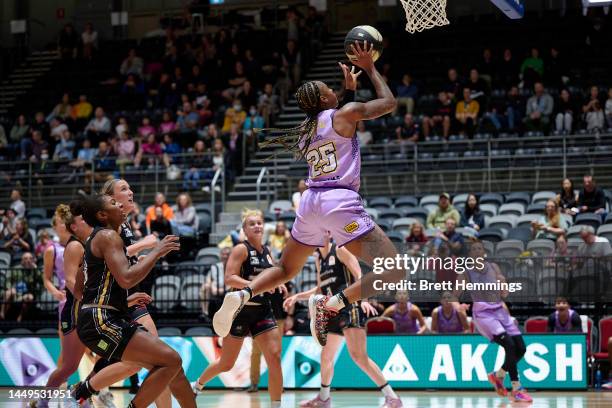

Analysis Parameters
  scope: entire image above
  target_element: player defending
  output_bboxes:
[213,41,405,349]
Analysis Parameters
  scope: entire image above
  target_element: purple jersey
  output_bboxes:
[303,109,361,191]
[554,309,580,333]
[393,302,419,334]
[52,241,66,291]
[436,306,463,333]
[466,262,502,313]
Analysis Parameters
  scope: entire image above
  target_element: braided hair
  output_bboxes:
[256,81,323,160]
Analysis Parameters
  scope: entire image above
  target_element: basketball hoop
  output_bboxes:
[400,0,450,34]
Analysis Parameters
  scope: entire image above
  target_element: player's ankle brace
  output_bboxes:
[75,380,97,400]
[243,286,253,300]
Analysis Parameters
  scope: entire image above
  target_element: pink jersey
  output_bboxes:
[303,109,361,191]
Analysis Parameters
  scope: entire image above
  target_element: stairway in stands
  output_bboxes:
[209,32,347,244]
[0,51,59,115]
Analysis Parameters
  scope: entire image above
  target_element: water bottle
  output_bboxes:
[595,369,602,389]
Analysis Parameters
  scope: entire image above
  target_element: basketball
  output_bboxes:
[344,25,384,62]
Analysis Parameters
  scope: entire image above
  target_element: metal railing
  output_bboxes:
[210,166,225,233]
[256,167,271,210]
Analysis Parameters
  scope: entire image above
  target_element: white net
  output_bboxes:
[400,0,450,34]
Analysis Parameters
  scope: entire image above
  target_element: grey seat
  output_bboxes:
[532,191,556,205]
[479,203,498,218]
[153,275,181,312]
[185,327,213,336]
[392,218,419,235]
[452,193,469,207]
[517,214,541,228]
[379,209,403,221]
[196,247,221,265]
[419,194,440,207]
[597,224,612,242]
[495,240,525,258]
[7,328,33,335]
[394,196,418,209]
[567,225,584,239]
[486,215,517,230]
[482,240,495,257]
[157,327,182,336]
[268,200,292,213]
[403,207,429,223]
[0,252,11,268]
[369,197,393,210]
[180,274,206,310]
[480,193,504,207]
[498,203,525,217]
[478,228,505,243]
[505,192,531,207]
[527,203,545,214]
[527,239,555,256]
[36,328,59,335]
[365,208,379,220]
[575,213,602,230]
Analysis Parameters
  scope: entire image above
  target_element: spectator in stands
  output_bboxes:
[478,49,494,85]
[70,138,96,168]
[81,22,97,61]
[498,49,518,88]
[71,95,93,126]
[48,93,72,122]
[10,115,29,157]
[237,81,258,111]
[395,113,420,143]
[120,48,144,78]
[556,178,579,215]
[427,193,460,229]
[161,133,181,165]
[578,175,606,216]
[182,140,210,191]
[171,193,198,236]
[146,192,174,232]
[222,62,248,101]
[243,106,265,138]
[383,292,427,334]
[258,83,280,128]
[604,87,612,129]
[0,209,16,241]
[282,39,301,90]
[57,23,78,60]
[149,206,173,239]
[121,74,145,109]
[268,221,290,259]
[356,121,373,145]
[0,252,38,321]
[455,88,479,137]
[405,221,428,256]
[9,190,25,219]
[222,99,247,132]
[114,116,128,137]
[50,117,69,140]
[114,130,136,166]
[520,47,544,87]
[137,117,156,139]
[3,218,33,263]
[159,111,177,135]
[53,130,75,161]
[28,131,49,163]
[176,101,199,141]
[467,68,488,105]
[444,68,462,100]
[554,89,576,133]
[577,226,612,257]
[34,230,53,259]
[524,82,553,133]
[547,297,582,333]
[545,47,568,88]
[460,193,485,233]
[134,133,163,168]
[584,100,605,133]
[422,92,452,139]
[84,107,110,142]
[431,292,470,333]
[436,218,465,256]
[395,73,418,115]
[531,200,567,241]
[31,112,50,141]
[292,179,307,210]
[200,247,231,318]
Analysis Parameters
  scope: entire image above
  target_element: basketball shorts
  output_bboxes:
[473,304,521,341]
[328,303,366,335]
[291,187,375,247]
[77,306,142,361]
[129,304,150,321]
[229,304,278,338]
[59,297,80,335]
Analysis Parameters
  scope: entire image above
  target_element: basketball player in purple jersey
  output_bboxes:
[213,41,406,353]
[547,296,582,333]
[454,241,533,403]
[431,292,469,333]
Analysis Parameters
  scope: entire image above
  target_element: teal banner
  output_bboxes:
[0,334,587,389]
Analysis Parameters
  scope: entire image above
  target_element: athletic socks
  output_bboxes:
[242,287,253,302]
[496,368,507,380]
[379,383,398,399]
[195,379,205,391]
[511,381,522,391]
[325,291,349,311]
[271,401,281,408]
[319,384,331,400]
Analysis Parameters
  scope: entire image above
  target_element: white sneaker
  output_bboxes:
[191,381,202,395]
[94,389,116,408]
[213,291,247,337]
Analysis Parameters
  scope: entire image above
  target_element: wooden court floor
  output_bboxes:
[1,389,610,407]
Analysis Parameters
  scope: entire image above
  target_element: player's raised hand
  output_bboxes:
[338,62,362,91]
[350,40,375,72]
[154,235,180,258]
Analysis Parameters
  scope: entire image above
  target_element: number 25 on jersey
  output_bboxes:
[306,142,338,178]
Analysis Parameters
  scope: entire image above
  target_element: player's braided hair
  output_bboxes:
[256,81,322,160]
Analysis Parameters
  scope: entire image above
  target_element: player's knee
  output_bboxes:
[218,359,235,372]
[266,346,282,366]
[160,347,182,371]
[347,348,367,365]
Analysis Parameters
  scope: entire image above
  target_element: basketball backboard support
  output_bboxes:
[490,0,525,19]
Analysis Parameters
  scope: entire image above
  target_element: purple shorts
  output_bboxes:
[291,188,375,247]
[472,303,521,340]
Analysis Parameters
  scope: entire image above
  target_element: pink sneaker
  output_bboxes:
[488,372,508,396]
[309,295,337,347]
[380,396,403,408]
[509,388,533,403]
[299,395,331,408]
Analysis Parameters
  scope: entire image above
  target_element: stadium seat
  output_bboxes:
[392,218,419,235]
[478,228,505,243]
[180,274,205,310]
[605,213,612,225]
[27,208,47,220]
[581,315,594,354]
[394,196,418,209]
[524,317,548,333]
[505,192,531,207]
[369,197,393,210]
[366,317,396,334]
[479,203,498,217]
[575,213,602,230]
[7,328,33,335]
[196,247,220,265]
[531,191,556,205]
[0,251,11,268]
[403,207,429,223]
[36,328,59,335]
[197,212,212,233]
[185,327,213,336]
[452,193,469,206]
[517,214,541,228]
[527,239,555,256]
[526,203,545,214]
[594,316,612,362]
[482,240,495,258]
[157,327,182,336]
[486,215,517,230]
[506,227,532,244]
[387,231,405,244]
[379,209,403,222]
[38,291,57,313]
[377,219,391,232]
[567,225,585,239]
[268,200,292,213]
[194,203,212,216]
[498,203,525,217]
[365,208,379,220]
[419,194,440,207]
[153,275,181,312]
[597,224,612,242]
[495,240,525,258]
[479,193,504,207]
[279,211,297,223]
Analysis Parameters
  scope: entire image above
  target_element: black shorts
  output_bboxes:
[60,297,80,335]
[229,304,278,338]
[328,303,366,335]
[77,307,142,361]
[129,304,150,321]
